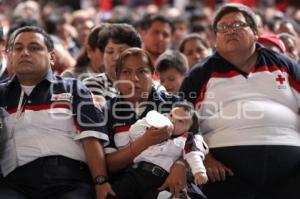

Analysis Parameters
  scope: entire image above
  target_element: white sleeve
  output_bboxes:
[184,134,209,175]
[185,151,206,175]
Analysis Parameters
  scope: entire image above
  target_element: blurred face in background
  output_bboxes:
[182,38,210,69]
[172,22,189,47]
[75,19,94,46]
[159,68,184,95]
[87,45,103,73]
[281,36,299,62]
[142,21,172,57]
[103,39,129,81]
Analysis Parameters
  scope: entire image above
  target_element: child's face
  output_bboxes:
[168,107,192,136]
[159,68,185,95]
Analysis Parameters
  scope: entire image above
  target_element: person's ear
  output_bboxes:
[49,51,56,67]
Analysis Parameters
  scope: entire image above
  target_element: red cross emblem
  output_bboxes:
[275,75,285,85]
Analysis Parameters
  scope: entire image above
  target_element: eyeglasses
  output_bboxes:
[215,22,249,33]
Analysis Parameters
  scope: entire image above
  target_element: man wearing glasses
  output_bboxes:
[180,3,300,199]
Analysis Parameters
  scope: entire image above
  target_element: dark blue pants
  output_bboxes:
[108,161,206,199]
[202,145,300,199]
[107,162,167,199]
[0,156,95,199]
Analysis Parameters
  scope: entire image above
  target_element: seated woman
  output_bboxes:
[108,103,208,199]
[178,33,211,70]
[103,48,205,199]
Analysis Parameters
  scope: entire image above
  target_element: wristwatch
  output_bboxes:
[93,175,108,185]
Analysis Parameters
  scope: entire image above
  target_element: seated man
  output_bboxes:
[0,26,114,199]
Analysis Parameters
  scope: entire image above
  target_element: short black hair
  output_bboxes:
[156,50,188,75]
[97,23,142,53]
[212,3,257,34]
[7,18,40,41]
[8,26,54,52]
[140,14,174,33]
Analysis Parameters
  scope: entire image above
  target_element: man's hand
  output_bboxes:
[204,153,234,182]
[158,163,187,197]
[95,183,116,199]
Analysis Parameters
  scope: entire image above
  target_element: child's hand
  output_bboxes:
[194,172,208,185]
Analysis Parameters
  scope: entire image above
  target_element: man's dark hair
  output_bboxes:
[97,23,142,53]
[6,18,40,50]
[140,14,174,33]
[156,50,188,75]
[8,26,54,52]
[212,3,258,34]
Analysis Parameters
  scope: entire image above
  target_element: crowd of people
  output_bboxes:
[0,0,299,199]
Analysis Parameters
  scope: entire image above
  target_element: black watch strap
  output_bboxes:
[93,175,108,185]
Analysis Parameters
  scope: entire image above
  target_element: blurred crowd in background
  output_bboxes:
[0,0,300,82]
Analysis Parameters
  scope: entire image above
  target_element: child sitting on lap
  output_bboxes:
[108,102,208,199]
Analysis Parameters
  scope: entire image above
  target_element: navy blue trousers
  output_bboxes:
[202,145,300,199]
[0,156,95,199]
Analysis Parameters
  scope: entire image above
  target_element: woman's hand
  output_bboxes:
[142,125,173,147]
[95,183,116,199]
[158,162,187,197]
[204,153,234,182]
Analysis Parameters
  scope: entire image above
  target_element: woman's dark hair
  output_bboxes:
[156,50,188,75]
[178,33,209,53]
[173,102,199,133]
[97,23,142,53]
[212,3,258,34]
[115,47,154,78]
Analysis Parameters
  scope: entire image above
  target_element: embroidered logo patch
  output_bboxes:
[275,74,287,89]
[51,93,73,102]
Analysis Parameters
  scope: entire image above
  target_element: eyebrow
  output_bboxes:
[14,41,43,46]
[218,20,246,25]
